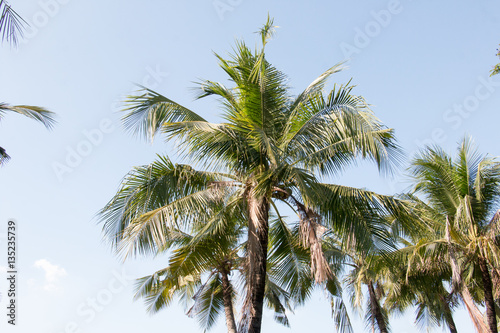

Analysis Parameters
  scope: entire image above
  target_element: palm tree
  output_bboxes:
[131,184,245,333]
[383,237,460,333]
[0,103,56,164]
[101,17,405,333]
[399,137,500,333]
[381,193,461,333]
[325,229,393,333]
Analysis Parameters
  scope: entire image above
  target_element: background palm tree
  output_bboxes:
[327,232,393,333]
[101,17,407,333]
[396,137,500,333]
[132,192,244,333]
[383,237,459,333]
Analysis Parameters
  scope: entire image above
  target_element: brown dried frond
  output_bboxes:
[293,197,332,283]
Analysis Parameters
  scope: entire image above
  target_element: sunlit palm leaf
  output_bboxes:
[0,103,56,129]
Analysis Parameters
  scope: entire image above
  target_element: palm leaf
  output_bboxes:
[0,103,56,129]
[0,0,26,46]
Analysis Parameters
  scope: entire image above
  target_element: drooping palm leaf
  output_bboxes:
[0,0,26,46]
[0,103,56,166]
[0,103,56,129]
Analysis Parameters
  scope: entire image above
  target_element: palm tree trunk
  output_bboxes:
[367,281,388,333]
[247,195,269,333]
[461,287,489,333]
[220,270,237,333]
[444,310,458,333]
[439,295,458,333]
[478,257,498,333]
[447,217,488,332]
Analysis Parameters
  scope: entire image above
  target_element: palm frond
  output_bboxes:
[283,83,400,176]
[331,296,354,333]
[0,146,10,165]
[188,274,225,331]
[122,87,206,141]
[99,155,227,255]
[0,103,56,129]
[0,0,26,46]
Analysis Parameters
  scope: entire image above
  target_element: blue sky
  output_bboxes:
[1,0,499,332]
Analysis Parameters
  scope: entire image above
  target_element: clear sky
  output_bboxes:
[1,0,499,332]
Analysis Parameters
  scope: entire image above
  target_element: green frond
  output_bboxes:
[188,274,225,331]
[289,63,347,113]
[331,297,353,333]
[264,278,292,327]
[0,103,56,129]
[135,267,200,314]
[194,80,239,111]
[311,183,406,251]
[283,83,400,176]
[257,14,276,48]
[99,155,227,255]
[267,217,312,304]
[122,87,206,141]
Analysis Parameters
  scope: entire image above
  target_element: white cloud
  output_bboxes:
[34,259,67,291]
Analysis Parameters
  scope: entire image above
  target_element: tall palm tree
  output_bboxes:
[101,17,405,333]
[399,137,500,333]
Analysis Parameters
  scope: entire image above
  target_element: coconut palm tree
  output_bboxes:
[398,137,500,333]
[346,254,390,333]
[383,237,460,333]
[131,184,245,333]
[101,17,405,333]
[323,228,393,333]
[381,193,461,333]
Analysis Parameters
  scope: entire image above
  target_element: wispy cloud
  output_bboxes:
[34,259,67,291]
